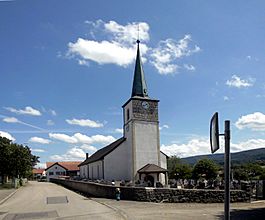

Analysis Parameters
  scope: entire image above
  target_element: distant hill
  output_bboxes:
[181,148,265,166]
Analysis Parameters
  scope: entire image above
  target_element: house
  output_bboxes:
[79,40,168,187]
[45,161,81,181]
[32,168,45,180]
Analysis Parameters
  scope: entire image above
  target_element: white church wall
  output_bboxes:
[123,101,133,125]
[80,166,85,178]
[80,165,89,179]
[124,122,133,180]
[160,152,167,169]
[134,121,159,175]
[104,142,130,181]
[88,160,103,180]
[159,173,166,185]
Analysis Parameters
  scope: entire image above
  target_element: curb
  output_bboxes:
[0,188,19,205]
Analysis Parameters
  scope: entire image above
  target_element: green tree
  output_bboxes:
[192,158,219,180]
[233,167,249,181]
[244,163,264,180]
[167,156,192,179]
[0,137,13,183]
[167,156,181,179]
[174,163,192,180]
[0,137,39,183]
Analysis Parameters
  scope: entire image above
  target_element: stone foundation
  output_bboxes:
[51,178,250,203]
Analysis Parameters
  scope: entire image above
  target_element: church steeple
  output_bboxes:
[131,40,149,98]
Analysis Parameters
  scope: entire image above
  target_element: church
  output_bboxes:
[79,40,168,186]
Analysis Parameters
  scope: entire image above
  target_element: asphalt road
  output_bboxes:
[0,181,265,220]
[0,181,124,220]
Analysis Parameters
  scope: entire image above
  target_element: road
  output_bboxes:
[0,181,265,220]
[0,181,124,220]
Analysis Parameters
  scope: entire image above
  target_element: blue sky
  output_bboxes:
[1,0,265,167]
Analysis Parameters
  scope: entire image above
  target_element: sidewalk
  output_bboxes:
[0,188,16,205]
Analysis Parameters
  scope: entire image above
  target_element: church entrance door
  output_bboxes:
[146,175,154,187]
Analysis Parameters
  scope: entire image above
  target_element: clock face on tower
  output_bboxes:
[141,101,149,109]
[132,99,158,121]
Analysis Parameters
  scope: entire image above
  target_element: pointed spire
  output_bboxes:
[131,40,149,98]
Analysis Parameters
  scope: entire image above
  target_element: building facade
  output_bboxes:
[79,41,168,186]
[46,161,81,181]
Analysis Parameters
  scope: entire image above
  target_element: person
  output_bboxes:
[115,187,121,201]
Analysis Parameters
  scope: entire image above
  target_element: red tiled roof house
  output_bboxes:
[45,161,81,181]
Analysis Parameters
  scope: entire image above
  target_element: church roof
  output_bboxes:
[131,40,149,98]
[78,137,126,166]
[138,163,168,173]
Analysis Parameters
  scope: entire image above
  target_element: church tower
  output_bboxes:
[122,40,160,181]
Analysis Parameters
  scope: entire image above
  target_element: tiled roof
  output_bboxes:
[138,163,168,173]
[79,137,126,166]
[32,168,45,174]
[46,161,82,171]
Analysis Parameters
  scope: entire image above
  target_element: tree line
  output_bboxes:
[168,156,265,181]
[0,136,39,183]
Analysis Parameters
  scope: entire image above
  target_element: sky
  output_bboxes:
[1,0,265,168]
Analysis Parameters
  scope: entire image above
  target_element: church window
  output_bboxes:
[127,109,130,121]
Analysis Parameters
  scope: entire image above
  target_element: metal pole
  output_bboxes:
[224,120,230,220]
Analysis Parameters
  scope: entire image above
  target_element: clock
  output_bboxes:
[141,101,149,109]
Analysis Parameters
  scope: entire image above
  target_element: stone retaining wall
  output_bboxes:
[51,178,250,203]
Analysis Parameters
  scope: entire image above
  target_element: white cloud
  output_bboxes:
[49,133,78,144]
[80,144,97,153]
[68,20,149,67]
[49,132,116,145]
[246,55,251,60]
[161,137,265,157]
[66,118,103,128]
[50,147,86,161]
[161,138,210,157]
[226,75,254,88]
[78,59,89,66]
[0,131,15,141]
[50,110,57,116]
[5,106,41,116]
[183,64,195,71]
[68,38,148,67]
[74,133,116,145]
[2,116,44,131]
[159,124,169,130]
[104,20,150,44]
[150,35,200,75]
[235,112,265,130]
[31,148,45,153]
[29,137,51,144]
[67,20,200,75]
[3,117,19,123]
[230,139,265,152]
[114,128,123,134]
[223,96,229,101]
[47,120,55,126]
